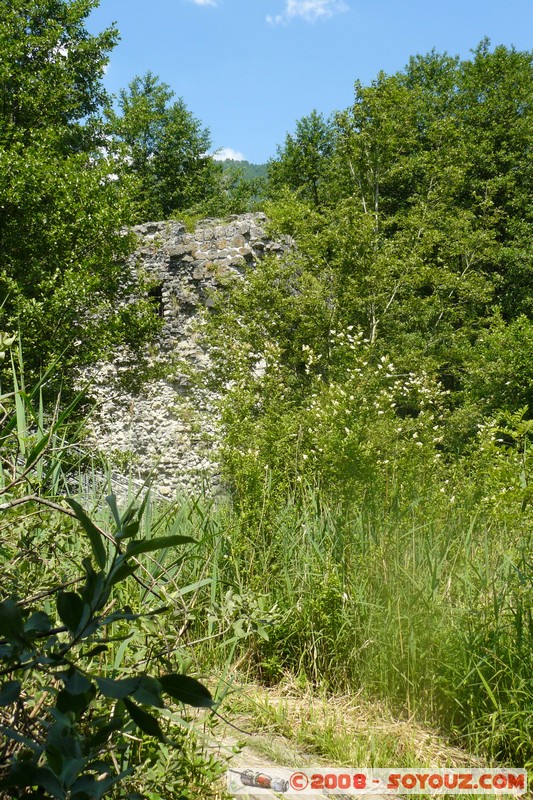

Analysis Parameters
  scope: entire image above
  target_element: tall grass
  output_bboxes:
[3,341,530,780]
[137,479,533,771]
[78,474,531,770]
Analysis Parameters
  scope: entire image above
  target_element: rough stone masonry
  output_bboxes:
[83,213,288,498]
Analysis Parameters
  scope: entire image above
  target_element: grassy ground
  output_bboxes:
[204,676,519,800]
[1,363,531,796]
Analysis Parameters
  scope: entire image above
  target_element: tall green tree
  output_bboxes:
[266,110,335,208]
[211,42,533,506]
[267,44,532,383]
[0,0,115,146]
[107,72,221,220]
[0,0,158,383]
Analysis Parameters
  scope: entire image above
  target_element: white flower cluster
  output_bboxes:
[296,329,450,472]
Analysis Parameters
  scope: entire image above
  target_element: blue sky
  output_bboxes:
[88,0,533,164]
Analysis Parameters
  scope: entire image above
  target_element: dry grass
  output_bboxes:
[221,676,485,771]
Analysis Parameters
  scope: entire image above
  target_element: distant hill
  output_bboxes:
[219,160,268,181]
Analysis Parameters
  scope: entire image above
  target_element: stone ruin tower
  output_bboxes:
[83,213,287,498]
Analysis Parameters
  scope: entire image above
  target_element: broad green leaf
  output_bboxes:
[56,592,86,634]
[95,676,140,699]
[116,519,140,542]
[58,756,88,788]
[80,561,109,611]
[159,673,215,708]
[56,687,95,718]
[24,610,52,635]
[66,498,107,569]
[132,676,164,708]
[44,743,63,777]
[0,599,24,640]
[125,534,196,558]
[63,669,93,696]
[0,680,21,707]
[0,760,37,791]
[124,698,165,741]
[32,768,66,799]
[108,557,139,587]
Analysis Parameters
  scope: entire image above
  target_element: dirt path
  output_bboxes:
[211,711,390,800]
[227,738,390,799]
[204,683,480,800]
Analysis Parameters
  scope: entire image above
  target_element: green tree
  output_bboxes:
[206,42,533,510]
[0,0,159,384]
[267,110,335,207]
[454,41,533,318]
[107,72,221,220]
[0,0,116,146]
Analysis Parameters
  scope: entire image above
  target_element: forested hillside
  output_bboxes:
[220,160,267,181]
[0,0,532,796]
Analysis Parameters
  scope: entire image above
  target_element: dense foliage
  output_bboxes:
[200,41,533,768]
[0,2,257,384]
[106,72,222,221]
[207,41,533,506]
[1,0,532,788]
[0,0,163,383]
[0,344,235,799]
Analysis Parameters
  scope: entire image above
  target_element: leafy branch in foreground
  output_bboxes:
[0,341,217,799]
[0,491,216,800]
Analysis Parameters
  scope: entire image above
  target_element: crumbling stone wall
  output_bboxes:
[83,213,287,497]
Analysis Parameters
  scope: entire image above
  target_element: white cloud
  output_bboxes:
[267,0,348,25]
[213,147,246,162]
[190,0,217,6]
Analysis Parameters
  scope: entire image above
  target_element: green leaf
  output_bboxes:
[95,676,140,699]
[25,610,52,635]
[124,698,165,741]
[135,488,152,525]
[45,743,63,777]
[106,493,122,530]
[83,644,108,658]
[71,766,133,799]
[57,755,87,788]
[125,534,196,558]
[159,673,215,708]
[0,599,24,640]
[0,760,37,791]
[0,724,41,753]
[56,686,96,718]
[63,669,93,696]
[56,592,87,634]
[87,715,124,748]
[0,680,21,707]
[108,558,139,587]
[32,767,66,799]
[116,519,140,541]
[475,664,500,711]
[25,430,51,468]
[66,498,107,569]
[80,560,109,611]
[132,676,164,708]
[99,609,146,625]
